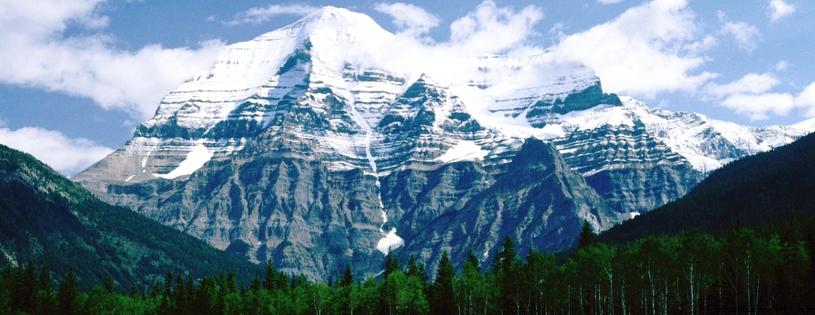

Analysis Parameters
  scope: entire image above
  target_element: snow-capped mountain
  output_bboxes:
[73,7,811,280]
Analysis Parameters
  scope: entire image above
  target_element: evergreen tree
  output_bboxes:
[431,251,456,315]
[339,264,354,288]
[262,260,287,291]
[250,274,261,292]
[226,271,238,294]
[38,265,53,294]
[128,283,139,298]
[102,275,114,293]
[577,220,595,250]
[406,255,427,284]
[493,236,522,315]
[384,250,400,279]
[466,249,481,273]
[56,267,80,315]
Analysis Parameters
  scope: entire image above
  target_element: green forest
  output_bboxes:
[3,216,815,315]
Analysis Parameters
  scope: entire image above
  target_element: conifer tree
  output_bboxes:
[431,251,456,315]
[384,250,400,278]
[102,276,114,293]
[577,220,595,250]
[339,264,354,287]
[56,268,80,315]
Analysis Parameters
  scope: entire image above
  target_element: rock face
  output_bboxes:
[73,7,812,280]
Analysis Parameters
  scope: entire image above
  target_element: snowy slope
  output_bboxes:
[72,6,815,281]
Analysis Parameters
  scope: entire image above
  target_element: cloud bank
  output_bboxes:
[705,73,815,121]
[547,0,716,97]
[0,0,223,121]
[223,4,320,26]
[0,127,114,176]
[374,2,440,37]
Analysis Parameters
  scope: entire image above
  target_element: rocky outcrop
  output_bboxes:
[400,138,619,272]
[73,7,811,281]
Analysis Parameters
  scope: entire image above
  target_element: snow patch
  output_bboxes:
[436,140,489,163]
[154,144,213,179]
[629,212,640,219]
[376,228,404,254]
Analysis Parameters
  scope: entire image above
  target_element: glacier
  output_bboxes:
[72,6,814,281]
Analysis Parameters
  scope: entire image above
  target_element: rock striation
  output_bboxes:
[73,7,812,280]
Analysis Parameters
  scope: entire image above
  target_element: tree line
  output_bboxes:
[2,218,815,315]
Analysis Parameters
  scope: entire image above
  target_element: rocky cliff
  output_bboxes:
[73,7,811,280]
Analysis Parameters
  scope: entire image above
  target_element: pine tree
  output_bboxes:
[407,255,427,283]
[339,264,354,287]
[385,250,400,279]
[38,265,53,294]
[102,276,114,293]
[56,267,80,315]
[431,251,456,315]
[577,220,596,250]
[466,249,481,273]
[250,274,261,292]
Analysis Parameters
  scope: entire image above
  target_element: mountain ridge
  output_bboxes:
[72,6,812,280]
[0,144,263,291]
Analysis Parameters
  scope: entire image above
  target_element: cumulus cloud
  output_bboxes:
[547,0,716,97]
[448,1,543,53]
[705,73,815,121]
[374,2,440,37]
[0,0,223,121]
[705,73,780,97]
[223,4,320,26]
[718,12,761,53]
[348,0,547,86]
[795,83,815,117]
[0,127,114,176]
[768,0,795,21]
[720,93,795,121]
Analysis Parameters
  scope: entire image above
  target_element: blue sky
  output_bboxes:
[1,0,813,176]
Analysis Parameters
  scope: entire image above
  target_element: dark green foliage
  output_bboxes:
[384,250,400,279]
[600,131,815,243]
[56,268,79,315]
[430,251,455,315]
[338,264,354,288]
[577,220,595,250]
[0,219,813,314]
[0,144,264,292]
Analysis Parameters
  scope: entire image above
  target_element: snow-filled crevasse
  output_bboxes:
[345,91,404,254]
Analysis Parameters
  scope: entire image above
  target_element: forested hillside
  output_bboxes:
[3,213,814,314]
[599,131,815,243]
[0,144,264,292]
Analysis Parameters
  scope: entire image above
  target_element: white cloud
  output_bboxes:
[720,93,795,120]
[795,83,815,117]
[705,73,780,97]
[448,1,543,54]
[768,0,796,21]
[374,2,440,37]
[705,73,815,121]
[775,60,789,72]
[351,1,548,86]
[718,12,761,53]
[223,4,320,26]
[0,0,223,121]
[0,127,114,176]
[598,0,624,4]
[547,0,716,97]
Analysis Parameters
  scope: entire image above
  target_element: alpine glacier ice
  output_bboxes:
[73,6,814,281]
